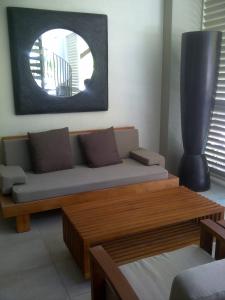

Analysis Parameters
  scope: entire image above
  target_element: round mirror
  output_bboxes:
[29,29,94,97]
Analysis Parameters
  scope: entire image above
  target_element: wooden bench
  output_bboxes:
[0,175,178,233]
[0,127,178,233]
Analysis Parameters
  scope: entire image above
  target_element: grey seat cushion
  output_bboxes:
[12,158,168,202]
[170,258,225,300]
[119,245,213,300]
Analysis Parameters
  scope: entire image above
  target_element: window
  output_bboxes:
[202,0,225,177]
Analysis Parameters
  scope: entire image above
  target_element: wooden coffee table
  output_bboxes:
[63,186,224,278]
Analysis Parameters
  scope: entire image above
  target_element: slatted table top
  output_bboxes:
[63,186,224,243]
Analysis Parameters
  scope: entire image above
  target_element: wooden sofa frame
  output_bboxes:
[0,127,179,233]
[89,219,225,300]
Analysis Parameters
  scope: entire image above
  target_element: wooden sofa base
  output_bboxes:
[16,215,31,233]
[0,175,179,233]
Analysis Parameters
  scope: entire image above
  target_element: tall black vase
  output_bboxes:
[179,31,221,192]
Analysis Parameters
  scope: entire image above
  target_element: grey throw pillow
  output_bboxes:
[28,127,73,173]
[79,127,122,168]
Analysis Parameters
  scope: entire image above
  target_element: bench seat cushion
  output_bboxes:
[12,158,168,203]
[119,245,213,300]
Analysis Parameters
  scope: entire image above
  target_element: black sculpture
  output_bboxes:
[179,31,222,192]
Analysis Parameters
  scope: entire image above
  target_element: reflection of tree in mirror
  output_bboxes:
[29,29,94,97]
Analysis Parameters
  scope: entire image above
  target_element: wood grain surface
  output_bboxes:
[63,186,224,278]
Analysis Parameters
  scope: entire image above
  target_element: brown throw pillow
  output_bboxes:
[28,127,73,173]
[79,127,122,168]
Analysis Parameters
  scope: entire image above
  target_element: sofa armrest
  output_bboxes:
[200,219,225,259]
[0,165,26,194]
[170,259,225,300]
[130,147,165,167]
[90,246,138,300]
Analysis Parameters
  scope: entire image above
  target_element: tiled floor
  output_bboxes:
[1,182,225,300]
[0,211,91,300]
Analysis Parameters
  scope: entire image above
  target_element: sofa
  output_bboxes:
[0,127,178,232]
[90,219,225,300]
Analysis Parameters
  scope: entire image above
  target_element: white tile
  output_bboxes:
[70,292,91,300]
[0,265,70,300]
[0,215,40,243]
[0,237,52,276]
[42,233,72,262]
[0,210,92,299]
[54,257,90,298]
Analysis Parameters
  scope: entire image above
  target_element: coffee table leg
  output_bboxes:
[83,242,92,279]
[63,213,90,278]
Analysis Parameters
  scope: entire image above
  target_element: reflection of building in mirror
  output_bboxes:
[29,29,94,97]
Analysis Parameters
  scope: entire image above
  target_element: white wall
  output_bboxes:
[0,0,163,153]
[160,0,202,174]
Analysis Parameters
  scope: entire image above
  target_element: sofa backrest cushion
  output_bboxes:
[2,128,139,170]
[28,127,73,173]
[3,138,32,171]
[114,128,139,158]
[79,127,122,168]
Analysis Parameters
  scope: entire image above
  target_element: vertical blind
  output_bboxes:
[66,33,80,93]
[202,0,225,177]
